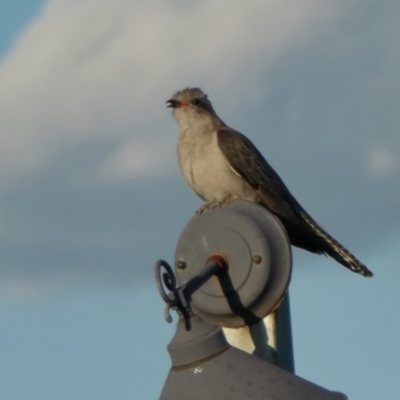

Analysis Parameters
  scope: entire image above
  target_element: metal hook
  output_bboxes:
[154,258,221,326]
[155,260,176,305]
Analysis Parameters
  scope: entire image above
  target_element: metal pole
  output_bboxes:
[223,293,294,373]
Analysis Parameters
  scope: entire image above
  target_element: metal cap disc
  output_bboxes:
[174,200,292,328]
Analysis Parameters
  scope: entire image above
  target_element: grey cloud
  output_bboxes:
[1,1,400,298]
[229,1,400,246]
[0,0,341,186]
[0,156,193,292]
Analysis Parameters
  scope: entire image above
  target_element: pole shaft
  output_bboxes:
[223,293,294,373]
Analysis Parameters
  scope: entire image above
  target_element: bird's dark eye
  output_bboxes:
[192,98,202,106]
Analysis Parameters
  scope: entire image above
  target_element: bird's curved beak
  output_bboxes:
[166,99,178,108]
[166,99,189,108]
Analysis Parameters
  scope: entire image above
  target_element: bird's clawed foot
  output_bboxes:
[196,195,241,215]
[217,194,241,208]
[196,202,213,215]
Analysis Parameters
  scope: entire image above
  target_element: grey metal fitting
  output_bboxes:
[174,200,292,328]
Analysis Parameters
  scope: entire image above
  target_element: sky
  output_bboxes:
[0,0,399,399]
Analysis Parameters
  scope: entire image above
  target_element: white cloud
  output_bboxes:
[0,0,345,185]
[95,138,175,181]
[0,275,74,302]
[368,145,398,178]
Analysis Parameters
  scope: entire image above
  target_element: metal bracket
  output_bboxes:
[155,258,222,330]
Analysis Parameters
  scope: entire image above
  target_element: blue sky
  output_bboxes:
[0,0,399,399]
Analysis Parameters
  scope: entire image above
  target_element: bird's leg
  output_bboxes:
[216,194,241,208]
[196,201,213,215]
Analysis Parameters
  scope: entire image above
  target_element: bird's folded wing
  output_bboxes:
[217,128,300,223]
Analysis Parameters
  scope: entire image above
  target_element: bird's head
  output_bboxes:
[167,87,222,129]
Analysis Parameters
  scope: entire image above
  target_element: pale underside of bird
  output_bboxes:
[167,87,373,278]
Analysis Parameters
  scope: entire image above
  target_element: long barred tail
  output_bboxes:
[300,211,374,277]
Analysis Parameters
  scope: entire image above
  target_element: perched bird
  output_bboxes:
[167,87,373,277]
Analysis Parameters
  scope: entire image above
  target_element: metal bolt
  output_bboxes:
[176,260,187,270]
[253,254,262,265]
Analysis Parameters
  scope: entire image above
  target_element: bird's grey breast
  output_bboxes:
[177,129,257,203]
